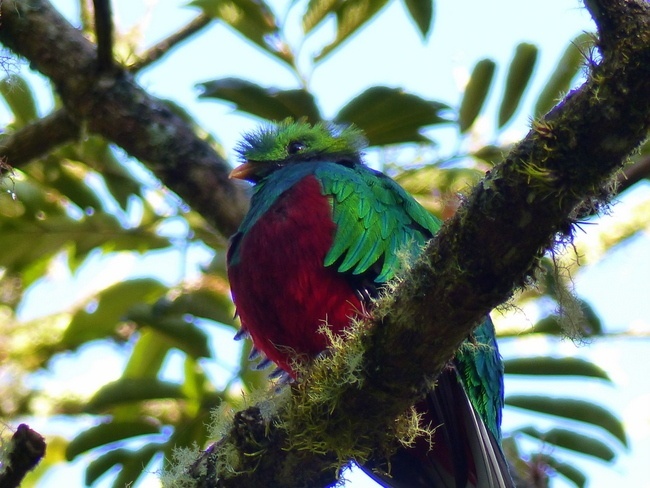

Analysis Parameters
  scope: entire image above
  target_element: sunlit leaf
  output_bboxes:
[162,409,212,465]
[506,395,628,447]
[123,330,171,378]
[57,137,144,211]
[458,58,496,133]
[0,74,38,127]
[85,443,161,487]
[535,33,593,117]
[112,445,160,488]
[334,86,450,145]
[159,284,236,327]
[504,357,611,381]
[85,447,128,486]
[66,420,161,461]
[40,159,105,211]
[63,279,168,348]
[199,78,322,123]
[314,0,390,61]
[127,307,212,358]
[402,0,434,38]
[498,42,538,128]
[395,166,484,217]
[190,0,294,65]
[471,144,508,165]
[87,378,186,412]
[518,426,616,461]
[302,0,339,33]
[537,454,587,488]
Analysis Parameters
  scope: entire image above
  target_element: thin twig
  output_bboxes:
[93,0,114,72]
[128,13,212,72]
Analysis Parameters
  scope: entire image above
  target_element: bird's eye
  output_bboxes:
[287,141,306,154]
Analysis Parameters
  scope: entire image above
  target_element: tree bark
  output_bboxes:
[0,0,248,239]
[1,0,649,486]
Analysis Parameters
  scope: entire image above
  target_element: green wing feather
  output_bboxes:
[456,317,505,441]
[317,163,441,282]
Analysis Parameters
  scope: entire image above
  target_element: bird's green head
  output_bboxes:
[231,119,367,182]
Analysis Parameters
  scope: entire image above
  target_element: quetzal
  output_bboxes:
[227,119,513,487]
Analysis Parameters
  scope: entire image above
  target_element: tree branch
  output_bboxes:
[128,13,212,72]
[185,0,650,485]
[617,153,650,193]
[93,0,114,72]
[0,109,80,166]
[0,0,248,239]
[0,424,46,488]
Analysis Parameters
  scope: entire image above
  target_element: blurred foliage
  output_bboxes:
[0,1,647,487]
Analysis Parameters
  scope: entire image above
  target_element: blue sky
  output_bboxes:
[6,0,650,486]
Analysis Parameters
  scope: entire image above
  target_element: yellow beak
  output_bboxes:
[229,162,255,180]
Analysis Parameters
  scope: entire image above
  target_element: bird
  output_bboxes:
[226,119,513,487]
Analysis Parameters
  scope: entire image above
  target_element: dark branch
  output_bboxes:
[0,0,248,238]
[129,13,212,72]
[617,153,650,194]
[0,109,79,168]
[0,424,46,488]
[93,0,114,72]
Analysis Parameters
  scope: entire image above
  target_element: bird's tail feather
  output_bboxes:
[361,368,514,487]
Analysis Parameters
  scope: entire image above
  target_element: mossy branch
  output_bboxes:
[182,0,650,486]
[0,0,248,239]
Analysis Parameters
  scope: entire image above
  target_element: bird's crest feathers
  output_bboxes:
[236,119,367,165]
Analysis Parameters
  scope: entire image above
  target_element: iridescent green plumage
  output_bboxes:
[228,119,510,487]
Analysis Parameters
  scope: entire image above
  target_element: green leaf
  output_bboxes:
[4,176,68,219]
[334,86,450,145]
[302,0,339,33]
[506,395,628,447]
[518,426,616,461]
[87,378,186,411]
[471,144,507,165]
[128,307,212,358]
[151,318,212,358]
[63,279,168,349]
[458,58,496,133]
[190,0,294,65]
[314,0,390,61]
[0,75,38,127]
[535,33,593,117]
[85,447,126,485]
[159,286,236,326]
[504,357,611,381]
[60,137,143,211]
[531,315,563,335]
[402,0,434,38]
[41,159,105,211]
[66,420,161,460]
[498,42,538,128]
[163,409,212,461]
[85,444,161,487]
[537,454,587,488]
[111,445,159,488]
[122,330,171,378]
[199,78,322,123]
